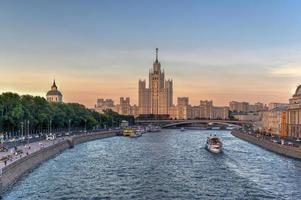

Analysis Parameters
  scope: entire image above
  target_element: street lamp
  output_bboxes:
[21,121,24,138]
[68,119,71,133]
[84,119,87,133]
[27,120,30,145]
[49,119,52,134]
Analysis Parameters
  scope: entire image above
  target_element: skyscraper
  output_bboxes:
[138,48,173,115]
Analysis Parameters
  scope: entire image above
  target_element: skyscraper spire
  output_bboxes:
[155,48,159,62]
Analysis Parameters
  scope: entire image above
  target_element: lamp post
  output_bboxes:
[21,121,24,138]
[27,120,30,145]
[68,119,71,133]
[49,119,52,134]
[84,119,87,133]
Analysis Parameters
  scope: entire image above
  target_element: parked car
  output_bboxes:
[46,134,56,141]
[272,139,279,144]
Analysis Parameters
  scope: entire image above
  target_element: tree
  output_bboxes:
[0,92,135,134]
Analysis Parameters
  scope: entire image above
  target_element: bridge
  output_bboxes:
[136,119,252,129]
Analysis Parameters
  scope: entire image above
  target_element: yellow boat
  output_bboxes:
[123,128,135,136]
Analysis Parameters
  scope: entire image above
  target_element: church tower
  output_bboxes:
[46,79,63,103]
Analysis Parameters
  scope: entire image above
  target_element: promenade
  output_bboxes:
[0,130,121,171]
[0,130,119,194]
[0,137,69,170]
[231,130,301,160]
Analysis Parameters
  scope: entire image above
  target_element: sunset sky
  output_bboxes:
[1,0,301,108]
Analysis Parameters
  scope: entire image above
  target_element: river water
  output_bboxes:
[2,130,301,200]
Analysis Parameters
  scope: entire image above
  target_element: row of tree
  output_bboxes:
[0,92,134,134]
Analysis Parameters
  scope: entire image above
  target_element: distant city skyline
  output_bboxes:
[1,0,301,107]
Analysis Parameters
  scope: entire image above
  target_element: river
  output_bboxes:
[2,130,301,200]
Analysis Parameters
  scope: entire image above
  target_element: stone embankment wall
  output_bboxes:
[231,130,301,160]
[72,131,116,145]
[0,131,118,195]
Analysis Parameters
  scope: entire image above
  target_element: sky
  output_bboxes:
[1,0,301,107]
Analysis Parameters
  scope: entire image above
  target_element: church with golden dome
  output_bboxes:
[46,80,63,103]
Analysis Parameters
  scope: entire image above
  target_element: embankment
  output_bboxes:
[0,130,118,195]
[231,130,301,160]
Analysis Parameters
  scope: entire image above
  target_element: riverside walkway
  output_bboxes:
[0,137,67,170]
[231,130,301,160]
[0,130,119,171]
[0,130,120,194]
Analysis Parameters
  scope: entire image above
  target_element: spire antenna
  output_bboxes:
[155,48,159,62]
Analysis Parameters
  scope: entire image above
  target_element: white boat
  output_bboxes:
[149,125,161,132]
[180,127,186,132]
[136,127,146,135]
[206,135,222,153]
[130,131,142,138]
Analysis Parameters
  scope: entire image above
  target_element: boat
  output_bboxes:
[206,135,222,153]
[130,131,142,138]
[123,128,135,136]
[180,127,186,132]
[149,125,161,132]
[136,127,146,135]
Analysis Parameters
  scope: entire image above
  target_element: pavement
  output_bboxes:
[0,137,72,170]
[0,129,121,170]
[241,130,301,148]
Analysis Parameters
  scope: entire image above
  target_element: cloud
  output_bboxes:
[269,63,301,77]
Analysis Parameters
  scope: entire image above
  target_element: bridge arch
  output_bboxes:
[136,119,250,129]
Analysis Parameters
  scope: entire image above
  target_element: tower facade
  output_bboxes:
[138,48,173,115]
[138,80,151,114]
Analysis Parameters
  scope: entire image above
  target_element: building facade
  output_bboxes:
[248,102,265,112]
[94,99,115,113]
[212,106,229,120]
[200,100,213,119]
[191,106,201,119]
[138,48,173,116]
[170,99,229,120]
[168,105,177,119]
[229,101,249,113]
[130,105,139,117]
[268,102,289,110]
[176,97,191,119]
[119,97,131,115]
[287,85,301,139]
[229,101,267,113]
[233,113,261,121]
[261,106,287,136]
[138,80,151,114]
[46,80,63,103]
